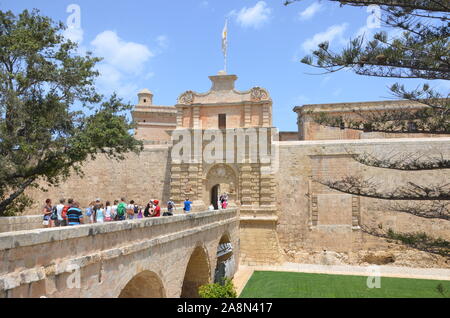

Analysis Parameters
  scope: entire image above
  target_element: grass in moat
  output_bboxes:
[239,271,450,298]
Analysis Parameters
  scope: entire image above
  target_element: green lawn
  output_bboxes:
[239,271,450,298]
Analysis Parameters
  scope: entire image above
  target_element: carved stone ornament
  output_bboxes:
[178,90,195,104]
[250,87,269,101]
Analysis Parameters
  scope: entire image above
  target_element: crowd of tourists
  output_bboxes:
[42,197,190,227]
[42,193,228,227]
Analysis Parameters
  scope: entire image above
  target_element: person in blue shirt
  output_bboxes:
[183,198,192,213]
[67,202,84,226]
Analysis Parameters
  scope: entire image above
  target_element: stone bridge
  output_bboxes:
[0,209,239,298]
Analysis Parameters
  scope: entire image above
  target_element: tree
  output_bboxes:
[286,1,449,256]
[0,9,143,216]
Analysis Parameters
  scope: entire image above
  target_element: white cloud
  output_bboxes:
[298,2,323,21]
[90,31,154,100]
[230,1,272,29]
[91,30,153,75]
[156,35,169,49]
[302,23,348,52]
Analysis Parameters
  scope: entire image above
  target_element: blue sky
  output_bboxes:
[4,0,448,131]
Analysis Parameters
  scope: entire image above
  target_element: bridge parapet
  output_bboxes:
[0,209,239,298]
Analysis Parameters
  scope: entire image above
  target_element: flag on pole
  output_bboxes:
[222,19,228,69]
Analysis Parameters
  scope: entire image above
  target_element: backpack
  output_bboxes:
[86,207,92,217]
[51,206,58,220]
[134,205,139,214]
[61,205,70,220]
[117,203,126,217]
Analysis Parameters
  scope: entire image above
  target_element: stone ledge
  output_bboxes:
[277,137,450,147]
[240,216,278,222]
[0,209,238,251]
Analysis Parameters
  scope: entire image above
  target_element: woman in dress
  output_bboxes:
[42,199,53,228]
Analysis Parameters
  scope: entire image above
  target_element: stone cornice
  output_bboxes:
[293,100,427,114]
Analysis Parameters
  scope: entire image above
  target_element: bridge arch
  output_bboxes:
[214,232,236,283]
[118,270,166,298]
[180,244,211,298]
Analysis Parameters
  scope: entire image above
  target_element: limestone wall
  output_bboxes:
[24,145,172,214]
[0,215,42,233]
[276,137,450,267]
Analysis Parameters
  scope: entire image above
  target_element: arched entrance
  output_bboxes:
[214,234,235,283]
[118,271,166,298]
[211,184,220,209]
[180,246,210,298]
[204,164,239,209]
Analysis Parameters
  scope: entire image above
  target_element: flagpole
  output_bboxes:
[222,18,228,74]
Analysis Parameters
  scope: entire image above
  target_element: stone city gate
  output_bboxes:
[0,209,239,298]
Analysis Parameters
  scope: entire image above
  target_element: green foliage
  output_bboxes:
[198,278,237,298]
[290,0,449,134]
[2,194,34,216]
[0,9,143,215]
[386,229,450,257]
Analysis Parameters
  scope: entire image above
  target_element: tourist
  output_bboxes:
[151,200,161,217]
[96,203,105,223]
[183,198,192,213]
[137,206,143,219]
[104,201,112,222]
[133,201,140,218]
[208,204,214,211]
[92,198,102,223]
[61,199,73,226]
[116,198,127,221]
[144,201,153,218]
[42,199,53,228]
[127,200,136,220]
[221,194,228,209]
[66,202,84,226]
[55,199,66,227]
[112,200,119,220]
[167,199,176,215]
[50,203,58,227]
[85,201,95,224]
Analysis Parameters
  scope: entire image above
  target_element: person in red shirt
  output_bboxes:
[152,200,161,217]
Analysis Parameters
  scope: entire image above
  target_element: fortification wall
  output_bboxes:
[276,137,450,268]
[24,145,172,214]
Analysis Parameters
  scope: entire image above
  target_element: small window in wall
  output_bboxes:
[219,114,226,129]
[143,99,147,103]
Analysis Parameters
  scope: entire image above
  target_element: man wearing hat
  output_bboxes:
[152,200,161,217]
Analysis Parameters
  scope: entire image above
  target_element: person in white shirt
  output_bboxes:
[111,200,118,221]
[56,198,66,226]
[104,201,112,222]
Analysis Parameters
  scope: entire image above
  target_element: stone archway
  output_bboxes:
[203,164,239,208]
[118,271,166,298]
[180,245,210,298]
[214,233,235,283]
